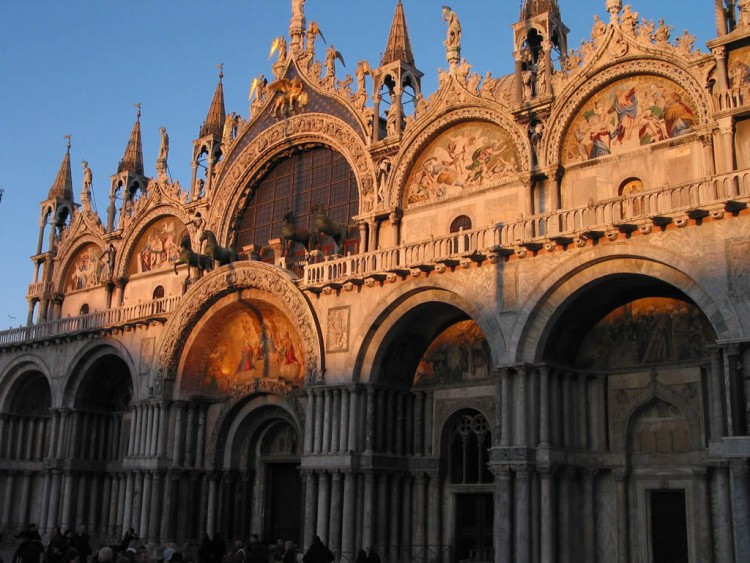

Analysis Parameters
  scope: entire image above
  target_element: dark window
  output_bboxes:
[152,286,165,300]
[450,413,492,484]
[450,215,472,233]
[650,490,689,563]
[79,304,89,316]
[236,146,359,255]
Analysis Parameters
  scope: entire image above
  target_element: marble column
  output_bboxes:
[613,469,629,563]
[401,475,412,562]
[39,471,52,532]
[172,402,186,466]
[427,472,441,559]
[493,467,512,563]
[61,471,75,530]
[339,388,350,454]
[500,371,511,447]
[305,390,315,454]
[47,470,62,530]
[314,389,325,454]
[148,471,163,544]
[413,473,426,563]
[317,471,331,544]
[2,471,16,530]
[540,468,557,563]
[144,404,154,456]
[331,389,341,454]
[362,472,374,551]
[341,471,356,562]
[376,474,388,553]
[123,471,135,532]
[107,474,120,539]
[730,460,750,558]
[692,468,714,563]
[365,387,375,453]
[185,404,196,467]
[161,470,178,542]
[514,467,530,563]
[389,475,401,561]
[303,471,318,549]
[196,405,207,468]
[330,472,343,556]
[347,386,359,453]
[538,367,550,446]
[582,470,597,563]
[158,402,171,458]
[322,390,332,453]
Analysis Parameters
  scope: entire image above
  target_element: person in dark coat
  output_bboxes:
[119,530,137,554]
[72,526,92,563]
[302,537,333,563]
[12,530,45,563]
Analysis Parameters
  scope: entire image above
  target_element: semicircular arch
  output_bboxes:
[152,261,323,393]
[52,236,107,294]
[546,57,712,168]
[389,106,531,209]
[352,282,507,385]
[210,114,375,241]
[0,355,53,411]
[117,206,193,279]
[512,243,742,364]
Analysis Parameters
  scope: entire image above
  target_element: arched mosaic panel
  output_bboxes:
[65,243,105,291]
[182,302,305,395]
[575,297,714,370]
[129,216,187,275]
[414,320,491,386]
[562,76,697,164]
[404,122,520,207]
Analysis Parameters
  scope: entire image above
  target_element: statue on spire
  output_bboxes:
[82,160,93,201]
[292,0,305,19]
[157,126,169,178]
[442,6,462,71]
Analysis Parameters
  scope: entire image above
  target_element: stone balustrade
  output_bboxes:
[0,295,181,347]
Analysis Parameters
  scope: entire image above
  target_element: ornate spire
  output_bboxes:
[200,66,226,138]
[521,0,560,20]
[48,136,74,201]
[118,105,144,175]
[381,1,415,67]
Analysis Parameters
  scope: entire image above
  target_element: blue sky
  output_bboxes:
[0,0,716,329]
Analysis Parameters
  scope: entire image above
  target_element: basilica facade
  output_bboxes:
[3,0,750,562]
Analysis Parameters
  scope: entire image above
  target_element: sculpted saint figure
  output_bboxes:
[740,0,750,27]
[82,160,93,191]
[442,6,461,49]
[292,0,304,19]
[591,15,606,43]
[159,127,169,161]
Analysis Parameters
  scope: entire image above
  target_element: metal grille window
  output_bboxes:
[449,413,493,484]
[236,147,359,254]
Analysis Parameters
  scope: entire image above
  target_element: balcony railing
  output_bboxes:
[303,169,750,286]
[2,169,750,345]
[715,85,750,112]
[26,281,53,299]
[0,296,181,347]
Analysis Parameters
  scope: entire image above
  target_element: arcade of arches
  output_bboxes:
[5,1,750,563]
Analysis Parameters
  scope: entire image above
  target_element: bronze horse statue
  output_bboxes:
[281,209,318,257]
[311,202,348,255]
[200,230,238,266]
[174,234,213,276]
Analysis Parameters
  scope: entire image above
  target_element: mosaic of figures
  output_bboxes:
[729,45,750,89]
[415,320,491,386]
[185,304,304,395]
[66,243,108,291]
[404,122,520,207]
[562,76,697,164]
[575,297,715,370]
[130,217,187,275]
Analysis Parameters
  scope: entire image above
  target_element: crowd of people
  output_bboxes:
[6,525,382,563]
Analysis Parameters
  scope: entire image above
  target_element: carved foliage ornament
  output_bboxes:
[152,261,321,389]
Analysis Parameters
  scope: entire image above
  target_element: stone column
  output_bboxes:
[57,409,70,458]
[501,370,511,446]
[185,404,196,467]
[196,405,207,468]
[148,471,163,544]
[692,467,714,563]
[376,474,388,553]
[317,471,331,544]
[206,473,218,537]
[730,460,750,558]
[427,472,441,559]
[347,386,360,453]
[314,389,325,454]
[331,389,341,454]
[415,392,425,455]
[144,404,155,457]
[582,469,597,563]
[2,471,16,530]
[718,116,736,176]
[389,475,401,561]
[613,469,629,563]
[714,464,735,560]
[514,467,530,563]
[339,387,350,454]
[492,467,512,563]
[161,470,179,542]
[107,475,120,539]
[158,402,171,458]
[539,367,550,446]
[362,472,374,551]
[61,471,75,530]
[132,472,145,536]
[75,473,88,528]
[39,471,52,532]
[303,471,318,549]
[322,389,333,453]
[341,471,356,562]
[413,474,426,563]
[123,471,135,532]
[540,468,557,563]
[172,402,186,466]
[401,475,412,562]
[714,46,729,91]
[365,387,375,453]
[385,391,395,454]
[305,389,316,454]
[47,469,63,530]
[330,472,343,557]
[709,347,727,438]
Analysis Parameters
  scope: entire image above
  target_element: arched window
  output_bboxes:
[152,286,165,300]
[236,146,359,257]
[619,177,644,218]
[79,304,89,316]
[450,215,472,254]
[449,411,492,484]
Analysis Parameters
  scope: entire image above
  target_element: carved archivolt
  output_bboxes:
[117,205,193,280]
[210,113,376,239]
[52,235,107,294]
[389,106,531,209]
[547,58,713,167]
[152,261,322,391]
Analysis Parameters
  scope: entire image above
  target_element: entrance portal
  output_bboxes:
[454,494,493,563]
[650,490,688,563]
[264,462,302,545]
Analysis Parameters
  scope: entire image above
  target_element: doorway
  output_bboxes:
[650,490,689,563]
[263,461,302,545]
[454,494,493,563]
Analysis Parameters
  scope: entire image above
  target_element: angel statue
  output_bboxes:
[269,35,287,63]
[442,6,462,48]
